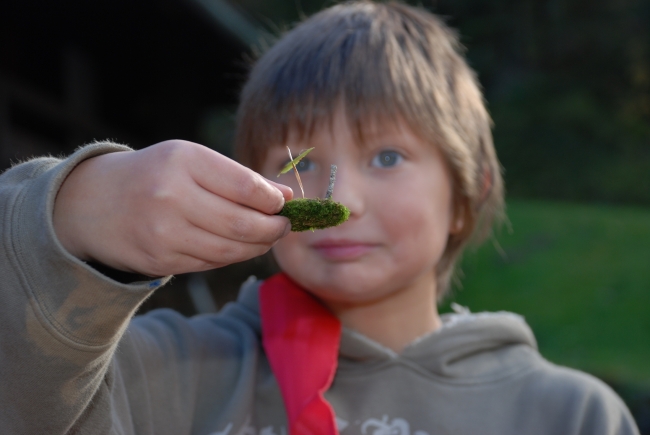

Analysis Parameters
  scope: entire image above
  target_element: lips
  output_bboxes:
[310,239,377,260]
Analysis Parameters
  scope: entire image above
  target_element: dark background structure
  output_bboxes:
[0,0,276,312]
[0,0,249,160]
[1,0,648,431]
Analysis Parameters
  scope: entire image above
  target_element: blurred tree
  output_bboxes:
[435,0,650,204]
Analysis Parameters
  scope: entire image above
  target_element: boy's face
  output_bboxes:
[260,109,458,307]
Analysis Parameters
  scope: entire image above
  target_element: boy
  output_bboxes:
[0,2,638,435]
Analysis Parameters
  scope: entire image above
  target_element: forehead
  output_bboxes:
[283,107,422,150]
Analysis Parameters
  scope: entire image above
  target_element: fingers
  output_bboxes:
[188,145,289,215]
[137,225,277,276]
[77,141,297,276]
[183,185,291,244]
[178,226,274,267]
[267,179,294,203]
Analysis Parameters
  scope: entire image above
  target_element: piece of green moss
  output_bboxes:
[279,198,350,232]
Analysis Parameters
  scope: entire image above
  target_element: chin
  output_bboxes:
[284,264,403,306]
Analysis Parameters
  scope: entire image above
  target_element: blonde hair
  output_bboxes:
[235,1,504,299]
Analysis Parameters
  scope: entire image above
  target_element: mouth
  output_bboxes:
[310,239,378,261]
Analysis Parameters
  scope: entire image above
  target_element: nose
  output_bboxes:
[329,164,365,219]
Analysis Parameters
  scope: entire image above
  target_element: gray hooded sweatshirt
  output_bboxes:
[0,144,639,435]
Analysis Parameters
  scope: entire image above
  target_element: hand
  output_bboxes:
[53,140,293,276]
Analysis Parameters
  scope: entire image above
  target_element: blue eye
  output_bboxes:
[284,157,314,172]
[373,151,402,168]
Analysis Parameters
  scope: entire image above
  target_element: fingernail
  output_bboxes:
[283,222,292,237]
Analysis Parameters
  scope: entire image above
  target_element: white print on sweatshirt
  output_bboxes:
[359,415,430,435]
[212,415,430,435]
[211,416,287,435]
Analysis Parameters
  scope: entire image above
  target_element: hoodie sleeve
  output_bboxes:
[0,143,173,434]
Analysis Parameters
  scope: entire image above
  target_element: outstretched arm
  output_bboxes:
[0,141,291,434]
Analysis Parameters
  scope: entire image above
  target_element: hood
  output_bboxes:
[237,279,540,384]
[337,306,539,383]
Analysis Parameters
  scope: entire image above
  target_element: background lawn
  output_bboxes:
[442,199,650,386]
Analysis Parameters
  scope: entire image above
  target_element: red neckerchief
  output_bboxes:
[260,273,341,435]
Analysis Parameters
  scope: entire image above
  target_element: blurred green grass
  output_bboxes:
[442,200,650,385]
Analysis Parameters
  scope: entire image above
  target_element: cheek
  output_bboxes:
[380,183,453,264]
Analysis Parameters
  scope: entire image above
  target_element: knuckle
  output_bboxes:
[146,140,196,174]
[134,141,195,198]
[229,216,253,239]
[135,171,178,206]
[149,186,176,206]
[234,173,284,214]
[236,174,262,202]
[157,140,191,160]
[262,185,284,214]
[148,220,173,240]
[143,178,183,208]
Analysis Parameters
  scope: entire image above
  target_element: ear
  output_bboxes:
[449,214,465,235]
[448,198,467,235]
[449,165,493,236]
